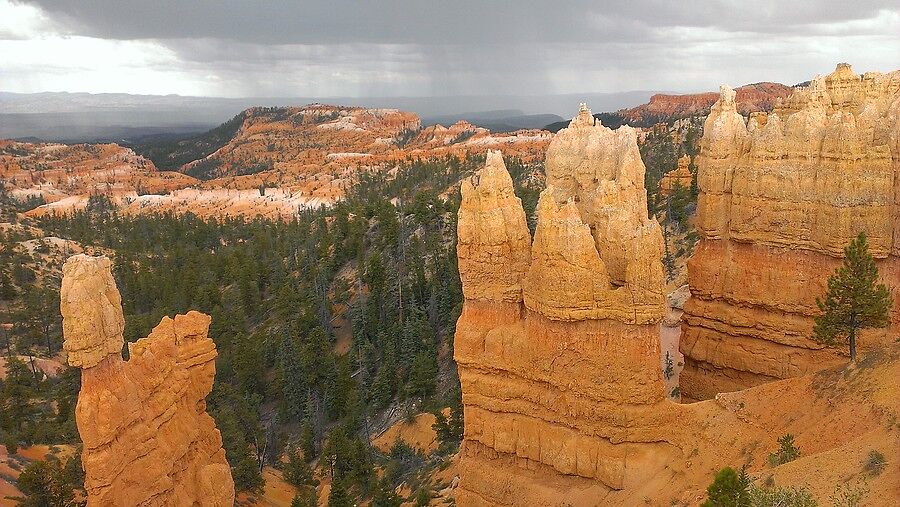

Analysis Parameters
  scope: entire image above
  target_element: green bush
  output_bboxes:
[702,467,751,507]
[830,482,868,507]
[768,434,800,466]
[749,485,817,507]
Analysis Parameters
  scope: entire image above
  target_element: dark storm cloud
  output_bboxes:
[6,0,900,101]
[21,0,898,44]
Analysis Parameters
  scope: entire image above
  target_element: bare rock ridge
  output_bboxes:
[570,82,794,129]
[454,108,676,504]
[60,254,235,506]
[680,64,900,400]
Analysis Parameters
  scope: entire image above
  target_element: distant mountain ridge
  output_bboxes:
[422,110,564,133]
[545,82,793,131]
[0,90,656,142]
[129,103,552,181]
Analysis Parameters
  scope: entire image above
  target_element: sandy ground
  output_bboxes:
[0,445,74,507]
[372,411,445,455]
[0,355,66,380]
[236,467,299,506]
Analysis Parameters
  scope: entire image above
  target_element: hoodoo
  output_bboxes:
[454,107,676,504]
[680,64,900,400]
[60,254,235,506]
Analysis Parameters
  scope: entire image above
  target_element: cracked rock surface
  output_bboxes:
[61,254,234,506]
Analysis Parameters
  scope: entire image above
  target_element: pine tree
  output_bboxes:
[16,458,80,507]
[283,447,317,488]
[0,272,15,301]
[371,476,403,507]
[813,232,893,361]
[327,478,352,507]
[406,351,437,399]
[279,332,306,423]
[431,411,451,444]
[290,489,317,507]
[448,392,464,441]
[702,467,750,507]
[299,421,316,461]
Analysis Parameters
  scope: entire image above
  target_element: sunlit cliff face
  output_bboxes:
[681,64,900,400]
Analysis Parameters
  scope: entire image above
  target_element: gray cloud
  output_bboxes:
[6,0,900,99]
[19,0,898,43]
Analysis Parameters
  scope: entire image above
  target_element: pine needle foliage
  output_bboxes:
[813,232,892,361]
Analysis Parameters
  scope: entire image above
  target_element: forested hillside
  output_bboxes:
[0,120,689,505]
[0,153,543,505]
[131,111,247,172]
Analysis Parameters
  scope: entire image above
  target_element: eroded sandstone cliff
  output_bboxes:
[8,105,551,219]
[1,140,196,216]
[453,99,900,506]
[60,254,234,506]
[680,64,900,400]
[615,82,793,128]
[454,111,678,504]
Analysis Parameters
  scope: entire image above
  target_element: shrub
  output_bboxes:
[702,467,751,507]
[749,484,818,507]
[830,482,868,507]
[414,486,431,506]
[4,433,18,454]
[768,434,800,466]
[664,352,675,380]
[863,450,886,476]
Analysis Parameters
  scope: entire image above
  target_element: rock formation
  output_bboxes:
[659,155,693,196]
[611,82,793,128]
[1,140,196,216]
[177,105,550,183]
[7,105,550,219]
[457,149,533,303]
[681,64,900,400]
[60,254,234,506]
[454,110,676,504]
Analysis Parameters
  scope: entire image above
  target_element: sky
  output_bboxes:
[1,0,899,98]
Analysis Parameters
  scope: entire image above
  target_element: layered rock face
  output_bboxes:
[178,104,550,183]
[9,105,550,219]
[60,254,234,506]
[616,82,793,127]
[681,64,900,400]
[1,141,196,216]
[454,110,675,504]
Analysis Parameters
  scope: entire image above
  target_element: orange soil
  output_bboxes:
[372,411,447,455]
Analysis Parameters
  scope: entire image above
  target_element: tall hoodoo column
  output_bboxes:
[457,149,533,303]
[680,64,900,400]
[60,254,235,506]
[454,110,675,505]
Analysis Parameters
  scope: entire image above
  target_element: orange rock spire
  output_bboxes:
[454,106,674,504]
[60,254,235,506]
[659,155,693,196]
[680,64,900,400]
